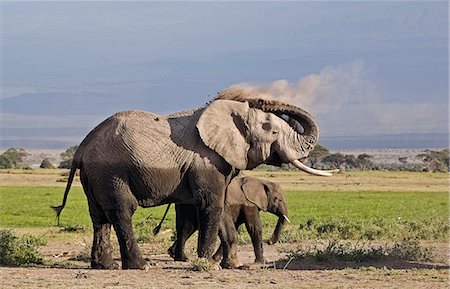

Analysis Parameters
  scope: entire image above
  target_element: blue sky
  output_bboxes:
[0,1,448,147]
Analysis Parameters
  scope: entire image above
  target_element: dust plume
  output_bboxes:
[224,60,377,115]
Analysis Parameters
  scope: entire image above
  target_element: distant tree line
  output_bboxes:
[304,145,449,173]
[0,145,78,169]
[0,148,30,169]
[0,145,448,173]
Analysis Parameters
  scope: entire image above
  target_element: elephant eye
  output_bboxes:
[262,122,272,131]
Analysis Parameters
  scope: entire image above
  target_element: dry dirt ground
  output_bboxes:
[0,228,449,289]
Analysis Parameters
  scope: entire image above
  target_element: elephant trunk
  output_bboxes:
[268,199,289,245]
[246,98,320,150]
[267,215,286,245]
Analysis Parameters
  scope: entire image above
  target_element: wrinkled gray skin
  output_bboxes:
[52,88,329,269]
[167,177,288,267]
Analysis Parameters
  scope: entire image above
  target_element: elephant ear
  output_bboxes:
[241,177,268,211]
[197,100,250,169]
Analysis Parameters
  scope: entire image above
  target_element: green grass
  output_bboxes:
[0,185,448,241]
[0,186,176,229]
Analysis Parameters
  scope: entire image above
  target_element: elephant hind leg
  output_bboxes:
[91,222,118,269]
[82,172,118,269]
[171,204,198,262]
[101,178,147,269]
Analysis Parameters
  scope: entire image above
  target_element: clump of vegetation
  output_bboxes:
[389,237,434,261]
[417,149,449,172]
[286,237,433,263]
[191,257,216,271]
[39,157,55,169]
[0,229,47,266]
[133,215,174,244]
[0,148,30,169]
[59,224,85,232]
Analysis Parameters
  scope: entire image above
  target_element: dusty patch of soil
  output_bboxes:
[1,230,448,288]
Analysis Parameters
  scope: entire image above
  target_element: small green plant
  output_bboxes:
[0,229,47,266]
[191,257,216,271]
[134,216,161,243]
[60,224,85,232]
[71,244,91,262]
[389,237,433,261]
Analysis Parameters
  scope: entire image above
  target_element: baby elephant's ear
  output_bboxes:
[197,100,250,170]
[241,177,268,211]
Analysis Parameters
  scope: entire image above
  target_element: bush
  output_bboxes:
[191,257,216,271]
[0,229,46,266]
[286,238,433,263]
[39,158,55,169]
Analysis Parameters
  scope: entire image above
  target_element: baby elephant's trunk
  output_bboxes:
[267,214,288,245]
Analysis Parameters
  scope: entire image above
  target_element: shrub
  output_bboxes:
[39,158,55,169]
[0,229,46,266]
[285,238,433,263]
[191,257,216,271]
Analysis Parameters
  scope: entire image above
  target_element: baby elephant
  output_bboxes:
[167,176,289,266]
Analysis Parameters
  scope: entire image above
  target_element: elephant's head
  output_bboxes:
[196,88,333,176]
[240,177,289,245]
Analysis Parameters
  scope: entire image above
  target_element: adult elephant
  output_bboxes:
[52,88,333,269]
[167,176,289,267]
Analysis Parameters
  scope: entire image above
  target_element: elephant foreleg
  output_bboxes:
[197,205,222,259]
[217,214,241,268]
[244,210,265,263]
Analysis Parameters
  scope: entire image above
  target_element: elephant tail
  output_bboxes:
[153,203,171,235]
[51,162,78,226]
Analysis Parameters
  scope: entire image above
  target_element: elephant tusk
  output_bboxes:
[283,215,291,224]
[291,159,335,177]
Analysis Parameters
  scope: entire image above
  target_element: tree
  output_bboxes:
[0,148,29,169]
[40,158,55,169]
[306,144,330,167]
[355,153,374,170]
[417,149,449,172]
[344,154,357,168]
[322,153,347,169]
[59,145,79,169]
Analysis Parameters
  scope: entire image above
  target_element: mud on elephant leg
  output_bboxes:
[87,199,118,269]
[91,223,118,269]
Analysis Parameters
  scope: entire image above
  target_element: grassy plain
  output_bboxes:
[0,169,448,239]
